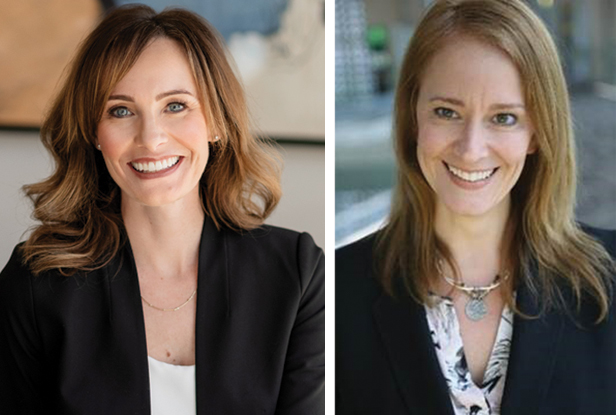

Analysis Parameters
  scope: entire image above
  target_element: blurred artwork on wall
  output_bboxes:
[0,0,324,142]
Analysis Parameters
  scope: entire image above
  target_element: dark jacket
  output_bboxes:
[336,226,616,415]
[0,218,324,415]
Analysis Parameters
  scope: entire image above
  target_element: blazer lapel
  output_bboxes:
[194,217,231,414]
[500,283,564,415]
[372,291,454,415]
[105,243,152,413]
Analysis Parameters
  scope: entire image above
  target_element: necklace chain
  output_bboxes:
[436,259,509,321]
[141,288,197,312]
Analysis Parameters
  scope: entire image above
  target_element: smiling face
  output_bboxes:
[97,37,212,209]
[415,36,535,219]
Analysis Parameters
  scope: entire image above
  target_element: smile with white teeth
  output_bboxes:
[446,163,496,183]
[130,156,180,173]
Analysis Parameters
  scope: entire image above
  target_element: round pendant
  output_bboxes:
[465,298,487,321]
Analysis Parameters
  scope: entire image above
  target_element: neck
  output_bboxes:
[434,196,511,285]
[121,189,204,280]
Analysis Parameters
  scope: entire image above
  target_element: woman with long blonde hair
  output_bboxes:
[0,5,324,414]
[337,1,614,414]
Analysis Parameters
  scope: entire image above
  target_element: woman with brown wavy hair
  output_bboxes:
[0,5,324,414]
[337,1,614,414]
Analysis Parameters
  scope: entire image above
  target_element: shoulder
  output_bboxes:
[336,232,379,282]
[225,224,322,261]
[223,224,323,292]
[0,244,50,345]
[0,243,35,300]
[336,232,384,310]
[337,232,377,262]
[0,243,106,288]
[228,223,314,245]
[0,242,109,318]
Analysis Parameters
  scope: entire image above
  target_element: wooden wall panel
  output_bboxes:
[0,0,102,127]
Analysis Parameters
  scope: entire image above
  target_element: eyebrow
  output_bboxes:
[107,89,194,102]
[429,96,525,110]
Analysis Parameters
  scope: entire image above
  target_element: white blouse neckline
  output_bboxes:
[424,294,514,415]
[148,355,197,415]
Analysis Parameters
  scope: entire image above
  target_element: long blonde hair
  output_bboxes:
[377,0,614,321]
[23,5,281,276]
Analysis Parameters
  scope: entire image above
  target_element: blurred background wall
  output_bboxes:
[336,0,616,247]
[0,0,324,267]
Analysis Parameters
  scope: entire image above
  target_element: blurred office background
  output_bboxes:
[0,0,324,266]
[336,0,616,246]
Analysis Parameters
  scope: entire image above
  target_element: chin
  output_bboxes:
[123,191,185,208]
[440,197,497,218]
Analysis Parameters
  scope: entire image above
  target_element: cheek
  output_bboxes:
[96,121,135,156]
[170,112,209,147]
[417,130,442,157]
[416,123,450,170]
[498,131,534,165]
[415,125,443,190]
[96,124,122,161]
[96,124,136,184]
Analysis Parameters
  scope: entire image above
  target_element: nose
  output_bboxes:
[136,113,168,151]
[454,120,490,163]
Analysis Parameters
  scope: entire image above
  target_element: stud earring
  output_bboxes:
[214,135,219,141]
[96,144,101,150]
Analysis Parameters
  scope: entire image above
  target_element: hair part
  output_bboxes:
[377,0,614,322]
[23,4,282,276]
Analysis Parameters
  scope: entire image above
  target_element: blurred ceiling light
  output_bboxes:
[537,0,555,8]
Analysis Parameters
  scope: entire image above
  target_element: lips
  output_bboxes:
[130,156,180,173]
[444,162,498,183]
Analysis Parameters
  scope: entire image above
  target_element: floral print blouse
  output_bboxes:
[424,295,514,415]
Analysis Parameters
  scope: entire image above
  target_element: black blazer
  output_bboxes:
[336,226,616,415]
[0,218,324,415]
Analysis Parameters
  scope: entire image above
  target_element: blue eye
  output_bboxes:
[168,102,186,112]
[110,107,132,118]
[493,113,517,126]
[434,107,459,120]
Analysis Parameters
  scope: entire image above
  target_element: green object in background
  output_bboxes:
[367,25,388,51]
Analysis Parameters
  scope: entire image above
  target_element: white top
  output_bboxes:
[424,295,514,415]
[148,356,197,415]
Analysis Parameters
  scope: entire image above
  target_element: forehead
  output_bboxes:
[110,37,197,95]
[419,36,524,104]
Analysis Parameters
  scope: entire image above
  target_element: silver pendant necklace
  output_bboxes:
[437,259,508,321]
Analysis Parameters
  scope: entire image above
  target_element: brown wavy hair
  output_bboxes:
[377,0,614,321]
[22,4,282,276]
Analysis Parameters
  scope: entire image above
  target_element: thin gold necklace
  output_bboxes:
[141,288,197,312]
[437,259,509,322]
